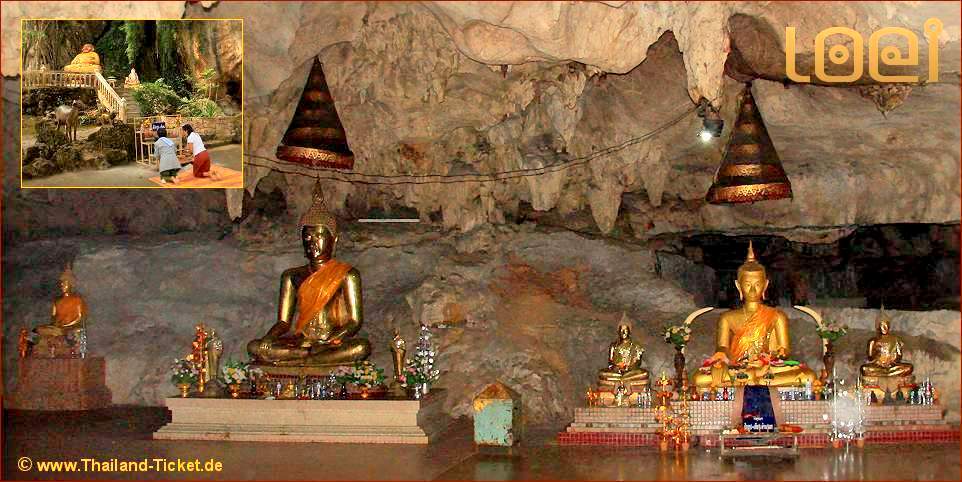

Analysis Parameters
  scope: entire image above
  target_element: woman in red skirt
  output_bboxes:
[181,124,215,178]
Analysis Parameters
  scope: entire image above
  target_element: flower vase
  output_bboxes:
[673,346,686,390]
[228,383,242,399]
[421,382,430,396]
[408,384,424,400]
[822,340,835,383]
[177,383,191,398]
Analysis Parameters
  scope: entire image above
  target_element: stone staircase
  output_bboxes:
[119,88,141,119]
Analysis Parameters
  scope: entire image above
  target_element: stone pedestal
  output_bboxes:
[154,390,449,444]
[6,357,112,410]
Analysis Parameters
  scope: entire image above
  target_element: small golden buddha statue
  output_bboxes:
[860,308,914,390]
[247,183,371,367]
[598,315,650,392]
[63,43,101,74]
[692,242,817,388]
[36,264,87,338]
[31,264,88,357]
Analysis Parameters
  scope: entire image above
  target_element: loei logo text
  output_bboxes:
[786,18,942,83]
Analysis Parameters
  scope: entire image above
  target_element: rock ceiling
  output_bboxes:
[3,1,960,240]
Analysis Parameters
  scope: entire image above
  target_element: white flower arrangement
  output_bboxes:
[662,324,692,349]
[221,360,251,385]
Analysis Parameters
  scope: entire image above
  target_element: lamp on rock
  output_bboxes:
[276,57,355,170]
[705,82,792,204]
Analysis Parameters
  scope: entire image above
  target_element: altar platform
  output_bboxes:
[154,390,449,444]
[558,401,958,447]
[6,357,112,411]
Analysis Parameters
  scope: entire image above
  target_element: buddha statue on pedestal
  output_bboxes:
[247,184,371,368]
[597,315,650,397]
[860,308,914,399]
[124,68,140,88]
[63,44,101,74]
[31,264,88,358]
[692,242,817,388]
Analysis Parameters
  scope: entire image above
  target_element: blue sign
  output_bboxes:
[741,386,777,432]
[151,121,166,131]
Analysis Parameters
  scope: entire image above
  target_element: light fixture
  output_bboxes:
[697,99,724,142]
[276,57,355,170]
[705,82,792,204]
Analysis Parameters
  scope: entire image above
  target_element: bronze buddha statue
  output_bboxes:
[692,242,817,388]
[247,184,371,367]
[597,315,650,393]
[860,308,914,399]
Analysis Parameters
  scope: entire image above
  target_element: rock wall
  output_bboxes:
[4,227,958,424]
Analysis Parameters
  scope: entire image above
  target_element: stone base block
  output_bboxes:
[154,390,448,444]
[6,357,112,411]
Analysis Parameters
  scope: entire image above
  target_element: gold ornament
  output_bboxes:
[300,180,338,235]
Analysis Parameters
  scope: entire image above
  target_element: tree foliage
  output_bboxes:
[131,79,182,116]
[121,21,145,68]
[95,22,130,79]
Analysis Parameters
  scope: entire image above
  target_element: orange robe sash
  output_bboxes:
[53,295,87,328]
[293,260,352,335]
[729,305,777,362]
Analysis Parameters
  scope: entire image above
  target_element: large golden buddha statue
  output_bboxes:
[63,44,101,74]
[692,242,817,388]
[860,308,914,396]
[247,184,371,367]
[597,315,650,391]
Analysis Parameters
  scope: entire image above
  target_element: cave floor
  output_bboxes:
[21,143,241,188]
[2,407,959,481]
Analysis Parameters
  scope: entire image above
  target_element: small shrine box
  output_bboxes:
[473,382,521,447]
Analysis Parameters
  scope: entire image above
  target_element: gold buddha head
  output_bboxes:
[81,43,95,53]
[59,263,77,294]
[617,312,632,340]
[300,181,338,263]
[876,306,891,335]
[735,241,768,302]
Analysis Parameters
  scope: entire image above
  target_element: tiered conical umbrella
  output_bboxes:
[276,57,354,169]
[706,83,792,204]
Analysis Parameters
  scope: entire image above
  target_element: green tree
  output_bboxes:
[95,21,130,79]
[121,21,144,68]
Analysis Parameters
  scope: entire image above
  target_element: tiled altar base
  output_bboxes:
[6,357,112,411]
[153,391,448,444]
[559,401,956,447]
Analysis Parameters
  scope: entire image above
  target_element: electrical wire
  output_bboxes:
[242,103,700,185]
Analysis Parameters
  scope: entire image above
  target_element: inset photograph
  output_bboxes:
[20,19,243,188]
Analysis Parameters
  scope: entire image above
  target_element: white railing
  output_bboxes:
[93,72,126,122]
[22,70,127,121]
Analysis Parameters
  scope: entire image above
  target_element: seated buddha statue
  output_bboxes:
[692,242,817,388]
[860,308,914,391]
[597,315,650,393]
[32,264,88,357]
[63,44,101,74]
[124,68,140,88]
[247,184,371,367]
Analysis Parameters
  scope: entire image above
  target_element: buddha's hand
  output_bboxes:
[705,351,730,367]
